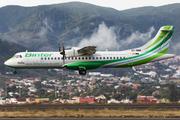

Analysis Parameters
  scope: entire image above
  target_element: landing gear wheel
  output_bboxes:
[79,68,86,75]
[13,71,17,74]
[81,70,86,75]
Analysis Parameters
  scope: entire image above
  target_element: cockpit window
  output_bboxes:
[12,55,22,58]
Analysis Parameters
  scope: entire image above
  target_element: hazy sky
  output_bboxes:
[0,0,180,10]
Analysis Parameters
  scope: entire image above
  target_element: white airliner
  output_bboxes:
[4,26,175,75]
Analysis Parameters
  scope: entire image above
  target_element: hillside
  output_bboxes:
[0,2,180,53]
[0,39,30,73]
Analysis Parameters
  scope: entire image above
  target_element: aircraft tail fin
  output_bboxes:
[140,26,174,54]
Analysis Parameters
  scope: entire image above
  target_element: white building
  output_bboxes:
[101,74,113,77]
[89,72,101,76]
[108,98,120,104]
[120,98,132,104]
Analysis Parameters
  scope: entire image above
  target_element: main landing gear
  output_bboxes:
[13,71,17,74]
[79,68,86,75]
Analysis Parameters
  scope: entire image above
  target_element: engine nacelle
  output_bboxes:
[65,47,83,57]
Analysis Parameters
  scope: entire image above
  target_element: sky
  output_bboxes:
[0,0,180,11]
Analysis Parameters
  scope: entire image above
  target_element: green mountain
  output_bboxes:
[0,2,180,52]
[0,39,31,74]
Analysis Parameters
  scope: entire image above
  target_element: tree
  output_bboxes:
[169,84,178,102]
[113,94,121,101]
[35,89,45,98]
[34,81,41,89]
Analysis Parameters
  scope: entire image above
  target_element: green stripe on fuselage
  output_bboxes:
[116,47,169,68]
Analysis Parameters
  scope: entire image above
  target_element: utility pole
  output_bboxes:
[5,80,7,97]
[55,85,57,98]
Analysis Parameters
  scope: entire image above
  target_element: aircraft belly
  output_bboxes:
[65,61,102,70]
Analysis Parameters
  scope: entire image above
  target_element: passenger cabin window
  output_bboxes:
[110,57,112,59]
[100,57,102,59]
[117,57,119,59]
[86,57,88,60]
[113,57,115,59]
[107,57,109,59]
[123,57,125,59]
[89,57,91,59]
[82,57,84,60]
[45,58,46,60]
[55,57,56,60]
[51,57,53,60]
[58,57,60,60]
[103,57,105,59]
[96,57,98,59]
[48,58,50,60]
[75,57,77,60]
[120,57,122,59]
[41,58,43,60]
[93,57,95,59]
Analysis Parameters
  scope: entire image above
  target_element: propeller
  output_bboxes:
[59,42,61,52]
[59,41,65,64]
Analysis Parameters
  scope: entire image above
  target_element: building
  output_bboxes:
[79,96,94,103]
[120,98,132,104]
[17,98,27,104]
[137,95,157,103]
[152,90,159,96]
[89,72,101,76]
[108,98,120,104]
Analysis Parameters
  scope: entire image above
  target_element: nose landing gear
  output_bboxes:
[13,68,18,74]
[13,71,17,74]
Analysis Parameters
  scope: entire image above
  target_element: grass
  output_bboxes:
[0,108,180,118]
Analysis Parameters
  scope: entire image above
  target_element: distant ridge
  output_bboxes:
[0,2,179,52]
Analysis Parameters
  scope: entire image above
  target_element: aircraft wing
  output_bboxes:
[77,46,96,55]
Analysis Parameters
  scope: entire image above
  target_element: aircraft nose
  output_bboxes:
[4,60,9,66]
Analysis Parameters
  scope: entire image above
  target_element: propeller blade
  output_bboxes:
[62,41,65,64]
[59,42,61,52]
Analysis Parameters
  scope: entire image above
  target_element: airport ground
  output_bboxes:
[0,104,180,118]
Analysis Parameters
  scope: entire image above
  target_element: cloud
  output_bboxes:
[118,26,155,50]
[38,18,53,37]
[73,27,80,34]
[78,22,119,50]
[78,22,155,51]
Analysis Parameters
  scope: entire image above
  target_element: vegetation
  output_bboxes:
[1,108,180,118]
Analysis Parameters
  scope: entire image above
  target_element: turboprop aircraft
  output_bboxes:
[4,25,175,75]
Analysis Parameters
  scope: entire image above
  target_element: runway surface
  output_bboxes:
[0,104,180,110]
[0,118,180,120]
